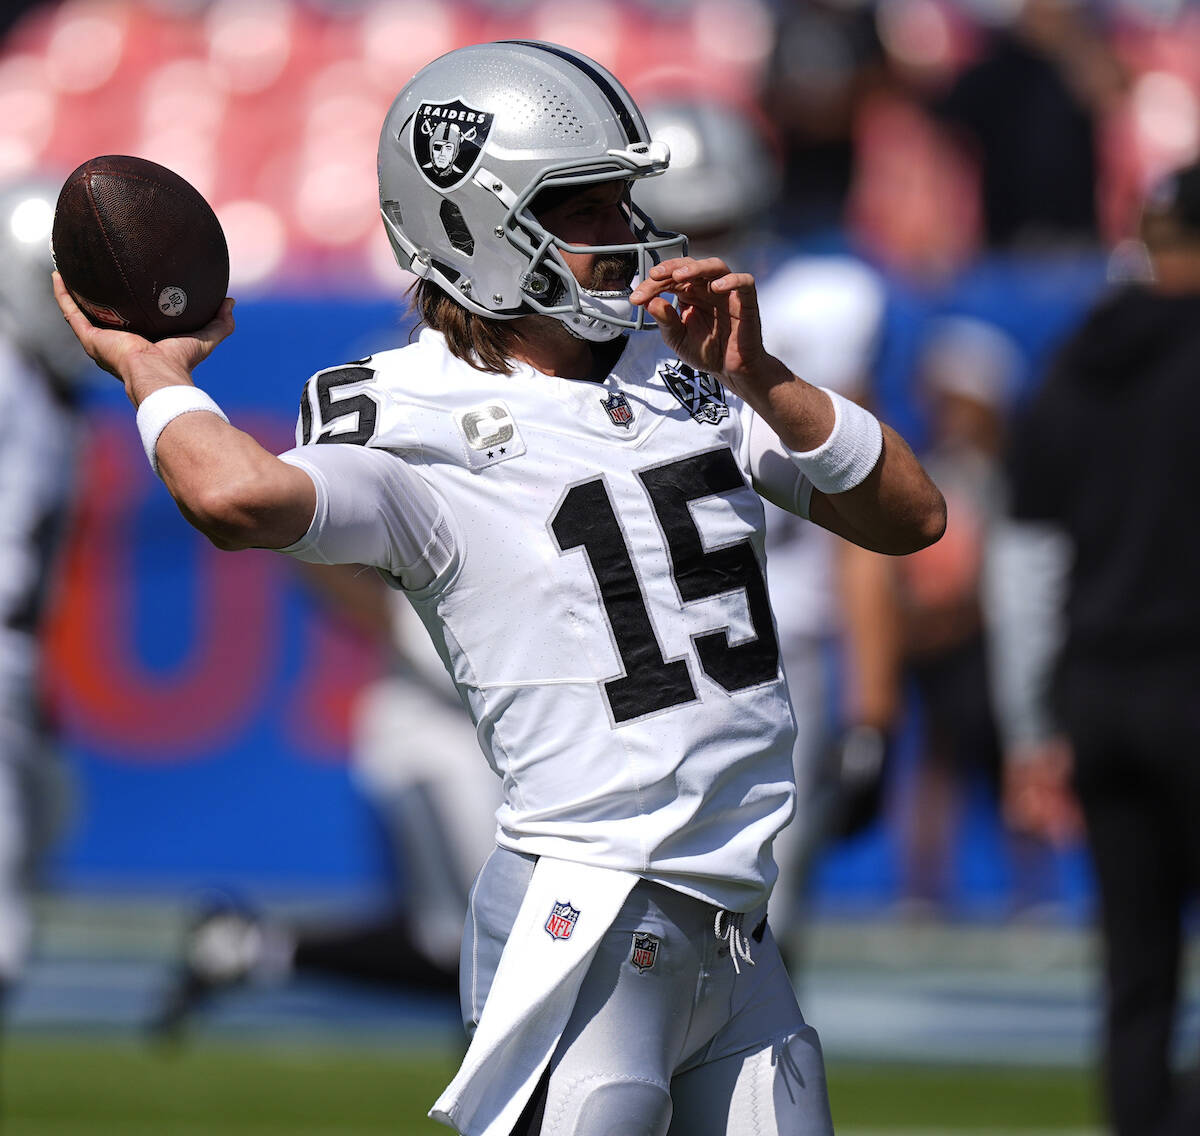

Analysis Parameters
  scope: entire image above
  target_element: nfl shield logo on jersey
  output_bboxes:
[631,932,659,972]
[658,360,729,425]
[545,900,580,941]
[601,391,634,429]
[411,99,495,190]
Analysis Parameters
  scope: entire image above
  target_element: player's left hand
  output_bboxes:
[630,257,782,396]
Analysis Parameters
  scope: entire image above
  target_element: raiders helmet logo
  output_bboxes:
[658,360,730,425]
[411,99,495,190]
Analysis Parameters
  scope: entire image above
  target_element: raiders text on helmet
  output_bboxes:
[378,41,686,342]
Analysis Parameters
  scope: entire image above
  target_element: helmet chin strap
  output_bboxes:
[558,288,638,343]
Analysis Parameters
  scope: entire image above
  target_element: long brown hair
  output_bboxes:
[409,279,523,375]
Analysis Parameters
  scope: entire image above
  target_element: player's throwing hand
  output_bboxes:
[52,271,234,392]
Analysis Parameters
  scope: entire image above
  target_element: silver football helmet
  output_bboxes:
[633,96,780,240]
[0,176,90,382]
[378,40,686,342]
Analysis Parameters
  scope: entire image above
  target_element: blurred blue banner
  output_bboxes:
[46,298,415,898]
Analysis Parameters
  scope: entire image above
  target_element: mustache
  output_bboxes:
[586,253,638,291]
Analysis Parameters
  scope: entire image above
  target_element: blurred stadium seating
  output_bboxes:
[0,0,1195,290]
[0,0,774,293]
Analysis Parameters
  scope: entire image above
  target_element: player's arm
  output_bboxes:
[804,423,944,556]
[55,272,452,584]
[54,272,314,550]
[633,257,945,556]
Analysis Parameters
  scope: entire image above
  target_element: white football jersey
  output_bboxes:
[282,329,819,912]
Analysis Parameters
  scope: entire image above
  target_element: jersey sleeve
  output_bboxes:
[743,409,815,519]
[277,444,458,592]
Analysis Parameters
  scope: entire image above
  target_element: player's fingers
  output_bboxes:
[51,271,95,340]
[647,257,692,279]
[668,256,732,282]
[714,274,762,328]
[710,272,757,296]
[213,298,236,340]
[630,275,678,305]
[185,297,236,354]
[647,296,680,329]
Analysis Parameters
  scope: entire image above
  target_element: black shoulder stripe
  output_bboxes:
[299,383,314,445]
[502,40,644,147]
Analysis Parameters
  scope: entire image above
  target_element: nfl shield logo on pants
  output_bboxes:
[545,900,580,941]
[631,932,659,972]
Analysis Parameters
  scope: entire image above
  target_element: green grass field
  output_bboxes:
[1,1038,1100,1135]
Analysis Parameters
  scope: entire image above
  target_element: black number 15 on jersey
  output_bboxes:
[551,448,779,724]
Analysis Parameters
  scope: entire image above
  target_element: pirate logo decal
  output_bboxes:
[545,900,580,941]
[658,360,730,425]
[631,932,660,972]
[411,99,494,190]
[601,391,634,429]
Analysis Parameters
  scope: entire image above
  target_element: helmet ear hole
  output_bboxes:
[440,199,475,255]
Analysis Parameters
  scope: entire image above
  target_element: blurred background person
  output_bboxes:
[932,0,1125,252]
[993,160,1200,1136]
[0,175,90,1027]
[761,0,887,241]
[154,566,501,1034]
[887,316,1023,911]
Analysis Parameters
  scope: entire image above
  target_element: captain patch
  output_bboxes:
[455,401,526,470]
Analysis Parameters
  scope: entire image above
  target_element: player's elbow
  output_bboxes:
[898,486,947,554]
[185,474,281,551]
[864,485,947,556]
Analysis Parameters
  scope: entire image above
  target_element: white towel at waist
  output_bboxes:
[429,856,639,1136]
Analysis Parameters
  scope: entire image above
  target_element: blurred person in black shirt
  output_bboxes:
[935,0,1123,250]
[762,0,885,238]
[992,161,1200,1136]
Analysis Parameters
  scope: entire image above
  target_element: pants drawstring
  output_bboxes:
[713,909,755,974]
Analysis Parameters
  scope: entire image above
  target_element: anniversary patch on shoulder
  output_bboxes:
[657,359,729,425]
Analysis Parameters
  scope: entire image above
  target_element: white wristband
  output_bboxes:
[788,387,883,495]
[136,385,230,476]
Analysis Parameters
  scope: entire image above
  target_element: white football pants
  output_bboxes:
[463,848,834,1136]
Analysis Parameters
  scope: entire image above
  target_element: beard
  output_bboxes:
[585,252,638,293]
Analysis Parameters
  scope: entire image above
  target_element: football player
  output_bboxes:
[56,41,944,1135]
[0,177,90,1022]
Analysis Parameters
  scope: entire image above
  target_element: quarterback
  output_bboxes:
[56,41,944,1136]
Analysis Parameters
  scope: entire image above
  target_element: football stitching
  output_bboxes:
[82,171,140,329]
[84,166,225,335]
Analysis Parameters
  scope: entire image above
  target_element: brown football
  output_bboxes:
[52,155,229,341]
